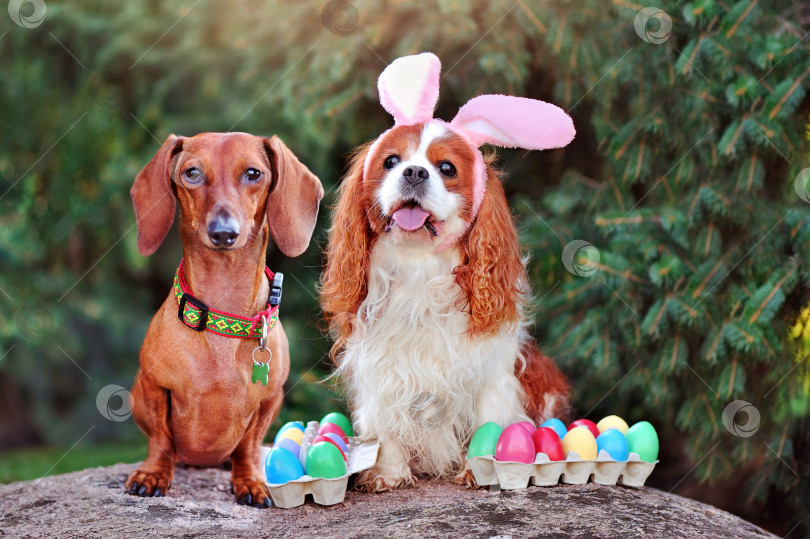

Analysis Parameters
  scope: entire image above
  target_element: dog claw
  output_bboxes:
[153,488,163,497]
[138,485,148,497]
[263,497,272,509]
[237,493,251,505]
[230,483,234,494]
[127,482,139,495]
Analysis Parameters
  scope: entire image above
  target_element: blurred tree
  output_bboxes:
[0,0,808,535]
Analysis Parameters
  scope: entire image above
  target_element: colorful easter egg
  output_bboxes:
[274,437,301,458]
[625,421,659,462]
[276,426,304,446]
[531,427,565,461]
[320,412,354,437]
[495,423,536,463]
[468,422,503,458]
[274,421,305,444]
[562,426,598,460]
[596,415,629,434]
[264,447,304,484]
[317,422,349,444]
[540,418,567,441]
[305,441,347,478]
[568,419,600,439]
[596,429,629,461]
[312,435,348,462]
[323,432,350,454]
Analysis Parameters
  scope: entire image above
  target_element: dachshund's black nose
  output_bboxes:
[207,213,240,247]
[402,166,429,186]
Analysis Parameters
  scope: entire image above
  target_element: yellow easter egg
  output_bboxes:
[561,426,598,460]
[276,426,304,445]
[596,415,629,434]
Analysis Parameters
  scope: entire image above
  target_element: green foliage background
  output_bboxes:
[0,0,808,534]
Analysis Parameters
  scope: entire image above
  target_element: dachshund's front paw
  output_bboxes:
[126,468,172,497]
[355,465,416,493]
[232,477,272,509]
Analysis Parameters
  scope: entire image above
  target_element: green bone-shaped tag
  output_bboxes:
[252,362,269,385]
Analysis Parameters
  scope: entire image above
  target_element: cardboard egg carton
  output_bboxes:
[260,423,379,509]
[468,451,657,490]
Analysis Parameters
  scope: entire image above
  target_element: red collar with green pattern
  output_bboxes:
[174,258,282,338]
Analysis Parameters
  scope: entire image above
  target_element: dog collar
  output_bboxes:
[173,258,282,339]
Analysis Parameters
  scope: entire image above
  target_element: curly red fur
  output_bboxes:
[518,342,572,422]
[454,165,527,336]
[320,144,372,362]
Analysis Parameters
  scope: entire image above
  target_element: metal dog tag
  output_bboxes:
[252,359,270,386]
[251,315,272,385]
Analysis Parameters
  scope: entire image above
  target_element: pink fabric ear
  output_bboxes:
[450,95,576,150]
[378,52,441,126]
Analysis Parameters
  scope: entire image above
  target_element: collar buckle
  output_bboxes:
[269,273,283,307]
[178,292,209,332]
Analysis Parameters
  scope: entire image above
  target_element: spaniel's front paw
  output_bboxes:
[355,465,416,493]
[453,465,480,489]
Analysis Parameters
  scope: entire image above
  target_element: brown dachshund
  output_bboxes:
[126,132,323,507]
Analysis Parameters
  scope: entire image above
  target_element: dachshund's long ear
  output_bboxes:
[454,168,526,336]
[264,136,324,257]
[320,144,372,356]
[131,134,184,256]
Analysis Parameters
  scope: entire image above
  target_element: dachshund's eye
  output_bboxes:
[184,167,203,183]
[438,161,456,178]
[245,168,262,182]
[383,155,400,170]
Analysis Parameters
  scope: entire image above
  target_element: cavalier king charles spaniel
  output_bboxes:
[321,53,575,491]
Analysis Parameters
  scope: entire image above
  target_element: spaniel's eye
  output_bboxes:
[245,168,262,182]
[438,161,457,178]
[383,155,400,170]
[184,167,203,183]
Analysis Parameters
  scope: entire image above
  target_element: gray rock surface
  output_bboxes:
[0,462,774,538]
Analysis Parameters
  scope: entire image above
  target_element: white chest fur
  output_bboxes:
[336,236,531,476]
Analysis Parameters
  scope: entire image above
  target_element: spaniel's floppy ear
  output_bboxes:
[264,136,324,257]
[131,134,184,256]
[320,145,372,353]
[450,95,576,150]
[454,169,526,336]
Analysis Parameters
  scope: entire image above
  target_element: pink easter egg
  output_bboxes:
[495,424,536,463]
[317,422,349,444]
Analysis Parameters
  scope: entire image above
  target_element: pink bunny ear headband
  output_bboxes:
[363,52,576,223]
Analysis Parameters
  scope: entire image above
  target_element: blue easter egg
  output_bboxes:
[596,429,630,461]
[275,437,301,458]
[264,447,305,484]
[274,421,305,444]
[540,418,567,441]
[323,432,349,454]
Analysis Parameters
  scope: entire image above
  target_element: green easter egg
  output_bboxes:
[468,422,503,457]
[625,421,659,462]
[305,441,347,479]
[321,412,354,437]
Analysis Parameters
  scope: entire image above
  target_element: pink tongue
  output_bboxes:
[392,206,430,231]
